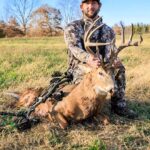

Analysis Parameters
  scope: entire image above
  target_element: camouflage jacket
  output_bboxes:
[64,16,116,71]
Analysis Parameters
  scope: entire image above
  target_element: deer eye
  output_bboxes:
[99,72,104,76]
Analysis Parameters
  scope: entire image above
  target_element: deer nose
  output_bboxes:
[109,88,114,96]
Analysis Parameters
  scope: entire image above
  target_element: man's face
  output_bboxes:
[80,0,101,18]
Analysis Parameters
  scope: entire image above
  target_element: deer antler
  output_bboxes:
[84,17,112,52]
[117,23,143,53]
[84,19,143,69]
[109,23,143,66]
[84,17,111,68]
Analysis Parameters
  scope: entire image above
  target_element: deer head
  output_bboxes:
[80,17,143,98]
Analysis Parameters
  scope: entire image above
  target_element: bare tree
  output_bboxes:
[0,20,6,38]
[30,4,62,36]
[7,17,19,28]
[59,0,81,26]
[5,0,39,35]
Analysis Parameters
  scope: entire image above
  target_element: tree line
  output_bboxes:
[0,0,149,38]
[0,0,80,38]
[113,23,150,35]
[0,2,63,37]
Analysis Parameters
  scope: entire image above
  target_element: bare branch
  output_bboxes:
[59,0,80,26]
[5,0,38,34]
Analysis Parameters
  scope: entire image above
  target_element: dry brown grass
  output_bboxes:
[0,35,150,149]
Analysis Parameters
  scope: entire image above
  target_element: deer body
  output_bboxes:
[52,67,114,128]
[6,67,114,129]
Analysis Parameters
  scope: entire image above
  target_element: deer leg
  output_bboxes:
[48,110,68,129]
[55,113,68,129]
[99,114,110,125]
[52,102,68,129]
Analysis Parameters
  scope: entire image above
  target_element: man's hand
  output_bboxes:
[86,55,101,68]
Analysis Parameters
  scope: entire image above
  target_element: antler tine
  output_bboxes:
[85,23,107,47]
[85,22,112,47]
[84,17,113,58]
[84,17,101,56]
[120,21,125,44]
[84,17,100,43]
[128,24,143,45]
[84,17,99,56]
[84,17,115,69]
[117,23,143,52]
[139,34,143,44]
[128,23,134,45]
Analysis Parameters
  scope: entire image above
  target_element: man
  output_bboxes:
[64,0,137,118]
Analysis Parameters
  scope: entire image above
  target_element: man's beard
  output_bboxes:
[84,8,100,19]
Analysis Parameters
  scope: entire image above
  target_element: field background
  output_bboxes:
[0,34,150,149]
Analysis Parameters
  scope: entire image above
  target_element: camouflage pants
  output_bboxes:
[71,66,126,108]
[111,66,127,109]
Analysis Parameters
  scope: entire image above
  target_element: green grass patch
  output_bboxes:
[123,135,149,149]
[0,37,67,89]
[122,56,141,67]
[88,139,107,150]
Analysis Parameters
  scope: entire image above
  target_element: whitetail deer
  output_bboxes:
[6,18,143,129]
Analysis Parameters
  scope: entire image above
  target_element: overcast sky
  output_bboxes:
[0,0,149,26]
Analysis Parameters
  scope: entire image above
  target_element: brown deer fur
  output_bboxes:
[52,67,114,128]
[10,67,114,129]
[15,88,43,107]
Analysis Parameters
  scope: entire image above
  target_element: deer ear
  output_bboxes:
[4,92,20,100]
[93,86,107,97]
[78,64,92,74]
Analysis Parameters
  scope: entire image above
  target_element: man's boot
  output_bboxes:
[111,98,138,119]
[111,65,138,119]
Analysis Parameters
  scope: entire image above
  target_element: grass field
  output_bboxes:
[0,34,150,150]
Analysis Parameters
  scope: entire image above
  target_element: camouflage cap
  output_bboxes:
[81,0,101,4]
